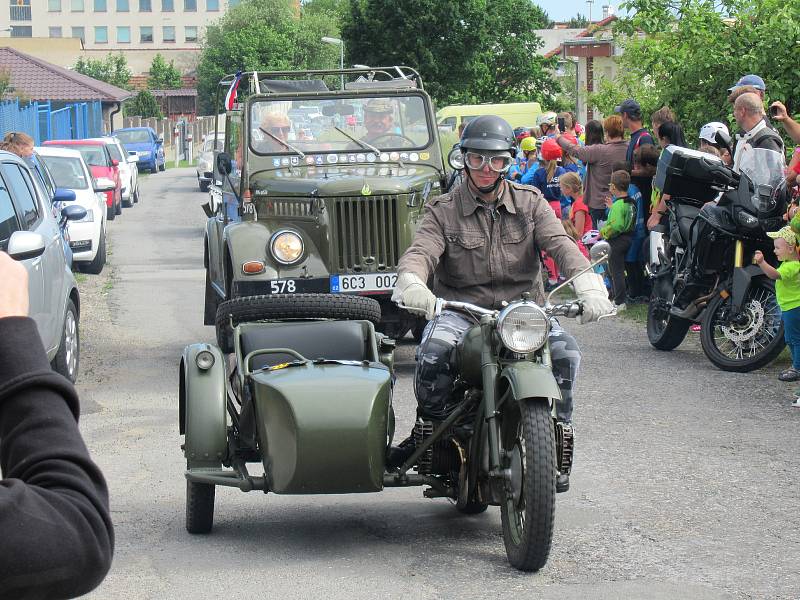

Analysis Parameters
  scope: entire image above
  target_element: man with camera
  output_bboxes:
[0,252,113,598]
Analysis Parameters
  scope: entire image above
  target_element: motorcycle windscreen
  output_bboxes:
[251,362,392,494]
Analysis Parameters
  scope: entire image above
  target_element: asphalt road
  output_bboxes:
[76,168,799,599]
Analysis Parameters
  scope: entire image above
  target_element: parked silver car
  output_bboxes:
[0,150,86,382]
[196,134,223,192]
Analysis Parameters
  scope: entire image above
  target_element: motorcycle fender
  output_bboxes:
[500,362,561,409]
[730,265,763,313]
[180,343,227,468]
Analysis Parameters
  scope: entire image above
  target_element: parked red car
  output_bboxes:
[43,139,123,220]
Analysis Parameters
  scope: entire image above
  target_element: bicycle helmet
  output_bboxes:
[581,229,601,246]
[699,122,730,145]
[536,111,557,127]
[519,137,537,153]
[540,138,562,161]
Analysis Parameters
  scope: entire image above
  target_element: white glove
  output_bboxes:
[392,272,436,320]
[572,271,614,324]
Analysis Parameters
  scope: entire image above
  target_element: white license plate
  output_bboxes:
[330,273,397,293]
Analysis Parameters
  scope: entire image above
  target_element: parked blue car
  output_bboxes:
[114,127,165,173]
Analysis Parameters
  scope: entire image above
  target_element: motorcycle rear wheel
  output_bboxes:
[700,278,785,372]
[500,398,555,572]
[647,294,691,351]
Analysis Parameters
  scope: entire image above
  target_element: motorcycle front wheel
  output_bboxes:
[647,293,691,350]
[500,398,555,572]
[700,278,785,372]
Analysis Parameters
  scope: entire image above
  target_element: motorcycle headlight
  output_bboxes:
[736,210,759,228]
[269,230,304,265]
[497,302,550,353]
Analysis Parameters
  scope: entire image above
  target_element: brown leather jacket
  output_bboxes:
[398,180,590,309]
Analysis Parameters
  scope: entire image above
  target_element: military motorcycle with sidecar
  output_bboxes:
[179,245,609,572]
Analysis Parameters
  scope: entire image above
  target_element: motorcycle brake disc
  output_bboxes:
[720,300,765,344]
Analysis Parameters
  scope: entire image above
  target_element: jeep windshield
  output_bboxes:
[249,95,431,157]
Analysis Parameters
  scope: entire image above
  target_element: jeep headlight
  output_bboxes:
[497,302,550,353]
[270,230,304,265]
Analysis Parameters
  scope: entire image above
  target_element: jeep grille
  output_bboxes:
[330,195,400,272]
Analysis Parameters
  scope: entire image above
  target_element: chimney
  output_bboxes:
[602,5,614,18]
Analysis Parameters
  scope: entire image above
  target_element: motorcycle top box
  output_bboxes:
[655,145,731,205]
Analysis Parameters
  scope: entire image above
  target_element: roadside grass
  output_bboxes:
[74,272,88,284]
[164,159,193,169]
[618,303,648,324]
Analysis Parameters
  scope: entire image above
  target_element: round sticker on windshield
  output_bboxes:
[326,154,338,164]
[420,152,430,160]
[410,152,419,162]
[400,152,409,161]
[356,153,366,162]
[281,158,290,166]
[390,152,400,161]
[367,153,376,162]
[380,153,390,162]
[305,156,315,165]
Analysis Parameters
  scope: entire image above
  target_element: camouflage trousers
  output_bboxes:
[414,311,580,422]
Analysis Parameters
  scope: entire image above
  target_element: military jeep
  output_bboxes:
[203,67,448,338]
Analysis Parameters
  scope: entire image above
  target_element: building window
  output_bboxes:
[49,26,63,37]
[161,0,173,9]
[140,26,153,43]
[48,0,62,11]
[10,26,32,37]
[117,0,128,9]
[206,0,218,9]
[94,0,106,10]
[184,25,197,42]
[117,26,130,43]
[139,0,151,11]
[162,25,175,43]
[184,0,196,10]
[71,26,85,41]
[10,0,31,21]
[71,0,84,11]
[228,0,240,6]
[94,25,108,43]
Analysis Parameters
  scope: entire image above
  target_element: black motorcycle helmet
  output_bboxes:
[460,115,516,152]
[460,115,515,193]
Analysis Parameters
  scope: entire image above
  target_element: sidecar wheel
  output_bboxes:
[186,480,215,534]
[500,398,555,572]
[456,500,488,515]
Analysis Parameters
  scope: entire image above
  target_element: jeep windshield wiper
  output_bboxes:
[334,127,380,156]
[259,127,306,159]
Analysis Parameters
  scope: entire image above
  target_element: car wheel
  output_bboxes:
[158,161,166,172]
[83,230,106,275]
[106,204,116,221]
[122,193,133,208]
[52,298,79,383]
[115,194,122,215]
[133,185,140,203]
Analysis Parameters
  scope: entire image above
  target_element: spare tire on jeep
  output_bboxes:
[214,293,382,353]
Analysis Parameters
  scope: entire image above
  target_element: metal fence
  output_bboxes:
[0,99,103,145]
[122,115,216,158]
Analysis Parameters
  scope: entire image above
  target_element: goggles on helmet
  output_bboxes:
[463,151,512,173]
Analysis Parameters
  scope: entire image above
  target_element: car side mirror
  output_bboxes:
[7,230,47,261]
[216,152,233,175]
[111,158,119,167]
[61,204,87,222]
[53,187,76,203]
[93,177,116,192]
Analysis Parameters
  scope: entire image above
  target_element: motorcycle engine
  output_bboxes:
[412,419,464,476]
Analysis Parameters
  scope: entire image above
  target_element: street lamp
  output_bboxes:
[321,36,344,89]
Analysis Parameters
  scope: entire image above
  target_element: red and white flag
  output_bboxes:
[224,71,243,111]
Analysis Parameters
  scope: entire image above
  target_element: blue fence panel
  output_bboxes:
[1,99,104,144]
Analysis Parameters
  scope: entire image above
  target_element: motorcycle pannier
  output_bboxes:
[655,145,732,206]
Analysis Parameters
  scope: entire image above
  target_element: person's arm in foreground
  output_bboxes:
[754,251,780,280]
[0,252,113,600]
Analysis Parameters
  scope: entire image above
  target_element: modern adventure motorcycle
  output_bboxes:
[647,144,789,372]
[179,245,610,572]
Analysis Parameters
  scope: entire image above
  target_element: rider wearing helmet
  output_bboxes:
[508,135,538,181]
[698,122,733,166]
[537,111,558,138]
[390,115,614,492]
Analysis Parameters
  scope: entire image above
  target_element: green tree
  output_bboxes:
[148,53,182,90]
[567,13,588,28]
[196,0,340,114]
[73,53,132,90]
[303,0,347,21]
[124,90,163,119]
[592,0,800,138]
[0,69,15,98]
[341,0,556,106]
